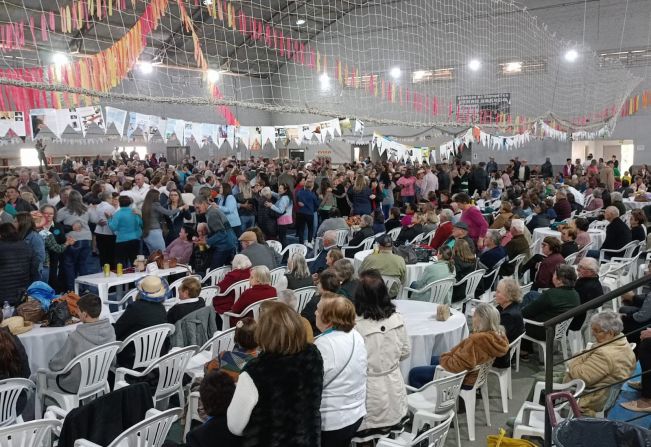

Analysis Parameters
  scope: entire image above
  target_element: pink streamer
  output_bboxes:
[278,30,284,56]
[41,14,48,41]
[49,11,55,31]
[28,16,36,45]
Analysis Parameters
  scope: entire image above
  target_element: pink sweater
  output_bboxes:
[164,238,193,264]
[461,206,489,243]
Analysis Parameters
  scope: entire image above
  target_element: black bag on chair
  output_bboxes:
[393,245,418,264]
[47,300,71,327]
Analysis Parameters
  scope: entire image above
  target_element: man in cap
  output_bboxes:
[444,221,476,252]
[239,231,280,270]
[359,234,406,298]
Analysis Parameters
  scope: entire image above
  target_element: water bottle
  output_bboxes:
[2,301,11,319]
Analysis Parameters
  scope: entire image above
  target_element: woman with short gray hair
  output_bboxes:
[333,258,359,300]
[567,311,635,416]
[345,214,375,258]
[493,278,525,368]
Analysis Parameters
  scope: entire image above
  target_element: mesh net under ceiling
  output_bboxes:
[0,0,642,132]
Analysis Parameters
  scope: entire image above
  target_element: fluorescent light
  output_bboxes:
[206,69,221,82]
[565,49,579,62]
[319,73,330,90]
[296,19,306,25]
[468,59,481,71]
[504,61,522,73]
[390,67,401,79]
[138,61,153,74]
[52,52,69,65]
[203,0,213,5]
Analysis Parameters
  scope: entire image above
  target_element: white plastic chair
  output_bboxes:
[488,332,525,413]
[403,277,455,305]
[382,275,403,299]
[471,258,507,306]
[334,229,350,247]
[280,243,307,259]
[452,269,485,313]
[35,341,121,418]
[405,370,466,447]
[115,323,175,370]
[184,390,202,441]
[410,233,426,245]
[564,252,579,265]
[598,240,638,264]
[422,229,437,246]
[267,240,283,255]
[269,266,287,287]
[213,279,249,307]
[513,379,585,440]
[376,412,454,447]
[108,288,139,313]
[199,286,219,306]
[201,266,231,286]
[522,317,573,369]
[75,407,182,447]
[115,346,197,409]
[342,236,375,258]
[169,274,202,298]
[0,378,34,427]
[520,282,533,296]
[0,419,61,447]
[387,227,401,240]
[502,254,525,284]
[184,328,237,385]
[294,286,317,313]
[222,297,278,329]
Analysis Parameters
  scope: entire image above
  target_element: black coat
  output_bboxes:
[570,277,604,330]
[0,240,39,305]
[601,217,632,254]
[242,344,323,447]
[346,226,375,256]
[57,383,153,447]
[113,300,169,367]
[494,303,524,368]
[187,415,241,447]
[255,196,278,239]
[395,224,424,246]
[561,241,578,258]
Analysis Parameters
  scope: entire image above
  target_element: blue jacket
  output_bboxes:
[25,230,46,273]
[109,206,143,243]
[217,195,242,228]
[296,189,320,216]
[347,187,372,216]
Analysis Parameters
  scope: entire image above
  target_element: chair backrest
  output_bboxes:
[408,412,454,447]
[0,378,34,427]
[199,286,219,306]
[456,269,486,300]
[239,297,277,320]
[387,227,401,240]
[554,318,574,340]
[361,236,376,251]
[267,240,283,255]
[294,286,317,313]
[226,280,250,304]
[471,360,494,390]
[118,323,175,370]
[114,288,139,311]
[170,274,202,298]
[61,342,121,401]
[198,327,236,357]
[564,252,578,265]
[0,419,61,447]
[623,240,640,258]
[520,282,533,296]
[509,332,526,363]
[508,254,525,278]
[334,229,350,247]
[424,277,456,305]
[417,370,466,415]
[410,233,426,245]
[382,275,402,297]
[422,229,437,245]
[269,267,287,287]
[202,266,232,286]
[590,220,608,231]
[108,408,182,447]
[283,244,308,258]
[142,346,197,402]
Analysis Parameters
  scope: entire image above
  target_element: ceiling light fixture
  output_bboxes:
[319,73,330,90]
[296,19,306,25]
[390,66,401,79]
[138,61,153,74]
[564,49,579,62]
[504,61,522,73]
[52,52,69,65]
[206,69,221,82]
[468,59,481,71]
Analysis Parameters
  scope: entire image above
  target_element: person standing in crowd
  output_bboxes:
[164,189,191,243]
[0,222,39,305]
[236,179,256,232]
[267,183,293,247]
[217,182,243,237]
[56,190,92,291]
[455,192,488,249]
[141,189,177,253]
[194,196,238,269]
[91,191,117,268]
[108,195,143,267]
[15,212,46,278]
[295,178,320,248]
[347,174,373,216]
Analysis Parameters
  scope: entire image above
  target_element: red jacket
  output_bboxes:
[213,268,251,313]
[230,284,278,326]
[430,221,453,250]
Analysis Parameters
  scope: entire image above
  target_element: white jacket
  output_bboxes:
[355,313,410,431]
[315,329,367,431]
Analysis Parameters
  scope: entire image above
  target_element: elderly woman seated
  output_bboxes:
[213,254,252,314]
[567,311,635,416]
[332,258,359,299]
[493,278,525,369]
[408,303,509,389]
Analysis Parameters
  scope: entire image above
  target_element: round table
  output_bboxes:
[394,300,469,381]
[623,198,649,210]
[353,249,433,298]
[17,323,80,373]
[532,227,606,254]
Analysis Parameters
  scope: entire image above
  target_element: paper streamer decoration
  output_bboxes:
[0,111,26,137]
[105,107,128,137]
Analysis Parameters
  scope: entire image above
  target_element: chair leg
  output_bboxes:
[561,336,569,360]
[454,409,461,447]
[498,373,508,413]
[507,368,513,400]
[481,383,491,427]
[462,392,477,441]
[515,345,521,373]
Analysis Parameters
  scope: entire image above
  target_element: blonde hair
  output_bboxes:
[318,296,356,332]
[453,239,476,263]
[497,278,522,304]
[473,303,505,335]
[250,265,271,285]
[179,277,201,298]
[256,301,307,355]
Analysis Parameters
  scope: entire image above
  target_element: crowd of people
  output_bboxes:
[1,149,651,445]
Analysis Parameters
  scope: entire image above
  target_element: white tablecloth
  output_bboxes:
[532,227,606,254]
[353,249,433,298]
[17,323,80,373]
[623,199,649,210]
[394,300,469,380]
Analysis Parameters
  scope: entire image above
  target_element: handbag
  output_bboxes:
[16,300,46,323]
[46,300,72,327]
[487,429,537,447]
[59,292,81,318]
[393,245,418,265]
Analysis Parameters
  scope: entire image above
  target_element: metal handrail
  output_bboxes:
[542,273,651,447]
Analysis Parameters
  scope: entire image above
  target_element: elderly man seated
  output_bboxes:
[500,219,530,277]
[239,230,281,270]
[567,311,635,416]
[587,206,632,259]
[316,208,349,238]
[429,208,454,249]
[309,230,338,275]
[359,234,406,298]
[345,214,374,257]
[569,257,604,333]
